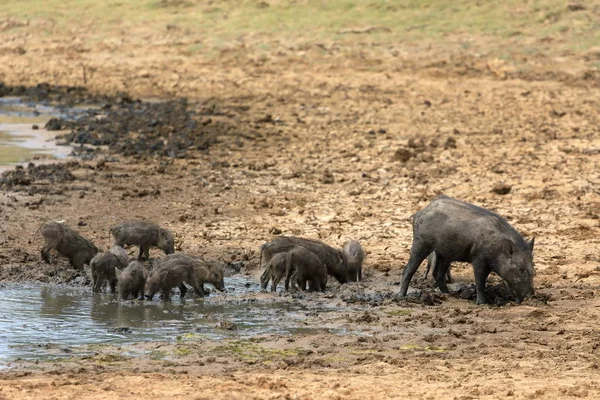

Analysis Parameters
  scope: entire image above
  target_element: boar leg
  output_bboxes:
[189,283,204,298]
[399,242,432,297]
[109,279,117,294]
[271,270,285,292]
[433,256,451,293]
[260,269,270,290]
[71,252,86,271]
[178,284,188,298]
[137,246,150,261]
[41,246,52,264]
[92,276,103,292]
[310,277,321,292]
[473,260,490,305]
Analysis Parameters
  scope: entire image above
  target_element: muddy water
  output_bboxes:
[0,276,360,363]
[0,98,79,168]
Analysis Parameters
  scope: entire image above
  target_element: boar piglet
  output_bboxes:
[90,246,129,293]
[260,252,288,292]
[285,246,327,292]
[40,221,98,271]
[116,261,148,300]
[110,221,175,261]
[260,236,348,284]
[144,253,225,301]
[342,240,365,282]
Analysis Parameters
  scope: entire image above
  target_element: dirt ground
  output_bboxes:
[1,1,600,399]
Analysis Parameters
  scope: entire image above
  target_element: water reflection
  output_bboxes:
[0,276,359,363]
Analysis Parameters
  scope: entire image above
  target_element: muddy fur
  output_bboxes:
[144,253,225,301]
[40,221,98,271]
[400,195,535,305]
[110,221,175,261]
[116,261,148,300]
[284,246,328,292]
[260,236,348,285]
[260,252,289,292]
[342,240,365,282]
[90,246,129,293]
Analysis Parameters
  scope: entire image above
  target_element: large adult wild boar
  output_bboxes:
[110,221,175,261]
[40,221,98,271]
[399,195,535,305]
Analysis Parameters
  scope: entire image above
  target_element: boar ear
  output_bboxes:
[501,239,515,256]
[527,237,535,252]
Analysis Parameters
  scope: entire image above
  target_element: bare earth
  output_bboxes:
[1,3,600,399]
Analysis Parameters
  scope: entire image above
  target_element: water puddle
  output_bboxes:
[0,277,362,363]
[0,98,83,169]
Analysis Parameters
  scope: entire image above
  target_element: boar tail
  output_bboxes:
[29,225,43,245]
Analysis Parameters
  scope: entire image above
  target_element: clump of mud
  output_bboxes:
[337,283,443,306]
[451,283,542,306]
[0,250,84,284]
[52,99,236,158]
[0,82,124,105]
[0,162,77,194]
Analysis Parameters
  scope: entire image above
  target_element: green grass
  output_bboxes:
[1,0,598,44]
[1,0,599,61]
[214,340,299,363]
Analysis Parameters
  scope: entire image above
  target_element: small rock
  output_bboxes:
[355,311,380,323]
[491,183,512,195]
[219,321,237,331]
[444,137,457,149]
[322,170,334,184]
[392,148,413,162]
[270,227,282,235]
[32,124,39,130]
[408,138,426,149]
[110,327,131,334]
[566,3,585,11]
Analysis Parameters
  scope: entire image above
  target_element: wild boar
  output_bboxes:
[40,221,98,271]
[116,261,148,300]
[90,246,129,293]
[110,221,175,261]
[285,246,328,292]
[260,236,348,284]
[343,240,365,282]
[399,195,535,305]
[260,252,289,292]
[144,253,225,301]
